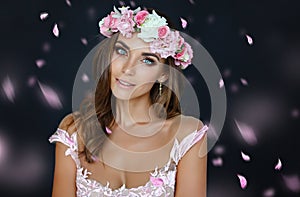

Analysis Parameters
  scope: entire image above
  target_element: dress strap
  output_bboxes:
[49,128,81,168]
[170,125,208,165]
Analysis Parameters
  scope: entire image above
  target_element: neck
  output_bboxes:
[114,93,156,128]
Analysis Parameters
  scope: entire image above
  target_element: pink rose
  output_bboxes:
[158,26,170,38]
[134,10,149,26]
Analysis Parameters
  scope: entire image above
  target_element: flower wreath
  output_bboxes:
[99,6,193,69]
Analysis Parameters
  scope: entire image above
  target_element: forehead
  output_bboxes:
[117,33,151,52]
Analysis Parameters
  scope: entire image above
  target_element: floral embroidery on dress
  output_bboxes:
[49,125,208,196]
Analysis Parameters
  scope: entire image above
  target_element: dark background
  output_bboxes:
[1,0,300,196]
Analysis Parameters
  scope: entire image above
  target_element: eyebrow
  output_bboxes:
[115,41,161,61]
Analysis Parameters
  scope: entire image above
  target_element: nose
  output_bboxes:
[121,55,138,76]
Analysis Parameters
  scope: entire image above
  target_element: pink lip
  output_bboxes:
[116,78,135,88]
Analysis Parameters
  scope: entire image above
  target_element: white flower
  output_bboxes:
[138,10,167,42]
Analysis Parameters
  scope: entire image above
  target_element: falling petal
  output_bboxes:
[219,78,224,88]
[237,174,247,189]
[275,158,282,170]
[188,0,195,4]
[66,0,71,7]
[180,17,188,29]
[223,68,231,78]
[53,23,59,37]
[27,76,37,87]
[241,151,251,162]
[42,42,51,52]
[130,0,136,7]
[119,1,125,6]
[38,81,62,109]
[80,38,88,45]
[40,12,49,21]
[207,14,215,24]
[230,83,239,93]
[105,127,112,134]
[35,59,46,68]
[234,119,257,145]
[212,157,223,167]
[291,108,299,118]
[81,73,89,82]
[2,76,15,103]
[240,78,248,86]
[213,145,225,155]
[246,34,253,45]
[282,174,300,192]
[263,188,275,197]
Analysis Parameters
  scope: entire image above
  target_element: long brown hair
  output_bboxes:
[76,14,184,163]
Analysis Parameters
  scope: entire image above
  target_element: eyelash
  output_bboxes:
[141,57,156,65]
[115,46,127,56]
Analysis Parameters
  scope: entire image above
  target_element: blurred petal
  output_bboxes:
[282,174,300,192]
[212,157,223,167]
[105,127,112,134]
[66,0,71,7]
[237,174,247,189]
[219,78,224,88]
[53,23,59,37]
[38,81,62,109]
[35,59,46,68]
[213,145,225,155]
[262,187,275,197]
[188,0,195,4]
[2,76,15,103]
[119,1,125,6]
[234,119,257,145]
[241,151,251,161]
[81,73,89,83]
[246,34,253,45]
[130,0,136,7]
[40,12,49,21]
[240,78,248,86]
[180,17,187,29]
[275,158,282,170]
[27,76,37,87]
[291,108,299,118]
[80,38,88,45]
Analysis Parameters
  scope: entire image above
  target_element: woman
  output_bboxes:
[49,6,208,197]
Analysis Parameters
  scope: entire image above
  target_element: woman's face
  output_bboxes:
[110,33,167,100]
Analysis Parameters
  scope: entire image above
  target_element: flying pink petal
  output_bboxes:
[245,34,253,45]
[105,127,112,134]
[282,174,300,192]
[40,12,49,21]
[180,17,188,29]
[230,83,239,93]
[38,82,62,109]
[42,42,51,52]
[291,108,299,118]
[35,59,46,68]
[240,78,248,86]
[274,158,282,170]
[2,76,15,103]
[213,145,225,155]
[234,119,257,145]
[130,0,136,7]
[241,151,251,161]
[237,174,247,189]
[27,76,37,87]
[119,1,125,6]
[66,0,72,7]
[219,78,224,88]
[188,0,195,4]
[262,188,275,197]
[80,38,88,45]
[223,68,231,78]
[212,157,223,167]
[81,73,89,83]
[53,23,59,37]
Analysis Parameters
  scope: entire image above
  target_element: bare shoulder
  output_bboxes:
[58,112,79,135]
[173,114,204,141]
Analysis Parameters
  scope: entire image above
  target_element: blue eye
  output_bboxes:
[116,47,127,56]
[142,58,155,65]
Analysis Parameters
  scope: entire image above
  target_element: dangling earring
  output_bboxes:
[159,82,162,96]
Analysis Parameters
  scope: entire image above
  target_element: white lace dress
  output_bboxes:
[49,125,208,197]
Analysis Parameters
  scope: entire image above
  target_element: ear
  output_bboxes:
[158,73,169,83]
